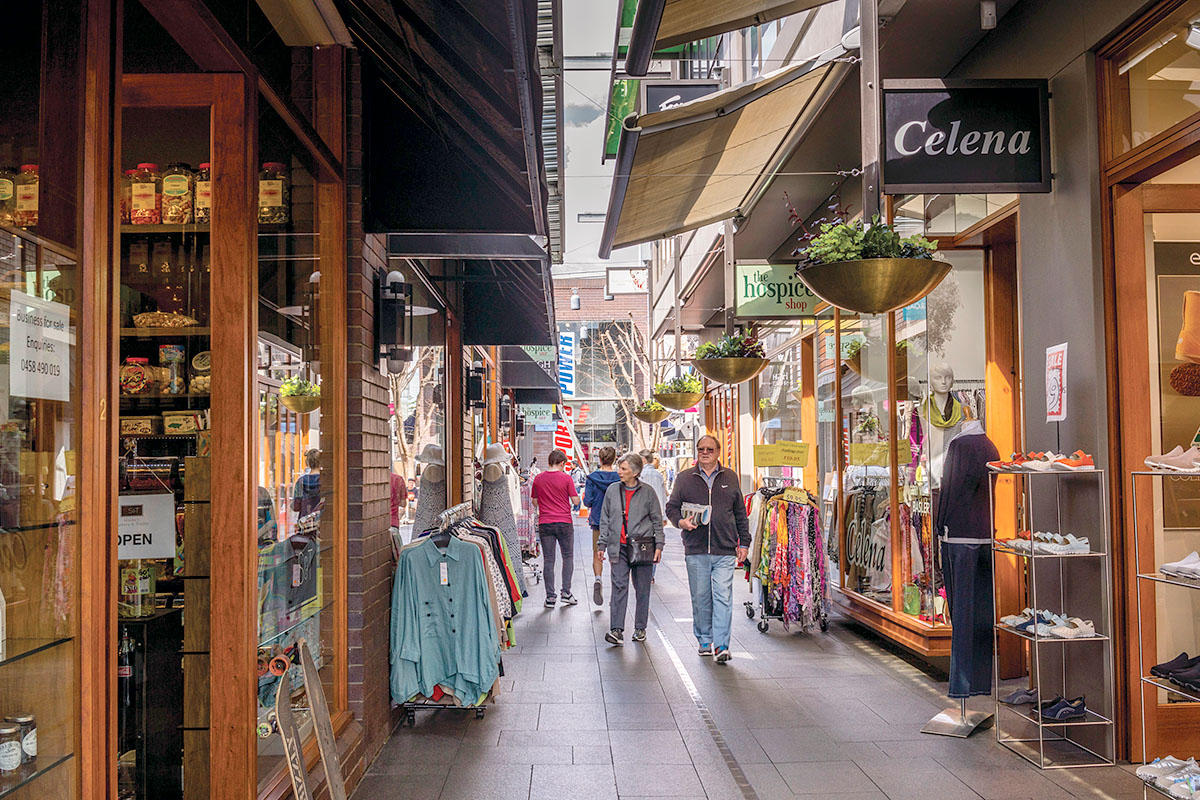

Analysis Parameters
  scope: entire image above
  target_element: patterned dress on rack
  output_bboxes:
[477,475,527,594]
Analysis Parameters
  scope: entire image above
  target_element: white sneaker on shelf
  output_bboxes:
[1161,552,1200,577]
[1160,765,1200,791]
[1025,453,1065,472]
[1043,534,1091,555]
[1157,447,1200,472]
[1048,618,1096,639]
[1139,756,1190,782]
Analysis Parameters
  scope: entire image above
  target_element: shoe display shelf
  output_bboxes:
[989,468,1117,769]
[1132,470,1200,799]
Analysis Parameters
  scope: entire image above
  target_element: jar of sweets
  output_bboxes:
[14,164,38,228]
[195,162,212,223]
[130,162,161,225]
[257,161,290,224]
[161,162,193,224]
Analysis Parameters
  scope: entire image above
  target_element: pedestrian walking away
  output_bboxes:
[596,452,664,646]
[583,445,620,605]
[666,435,749,663]
[530,448,579,607]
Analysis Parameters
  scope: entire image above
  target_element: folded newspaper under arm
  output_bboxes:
[680,502,711,526]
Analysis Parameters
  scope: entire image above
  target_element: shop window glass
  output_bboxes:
[0,2,84,786]
[1142,211,1200,670]
[815,320,838,563]
[254,104,339,789]
[754,323,813,489]
[1111,1,1200,157]
[389,308,447,540]
[895,194,1017,238]
[117,103,211,798]
[894,250,987,623]
[840,314,891,605]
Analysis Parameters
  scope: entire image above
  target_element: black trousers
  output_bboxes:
[941,539,993,698]
[539,522,575,598]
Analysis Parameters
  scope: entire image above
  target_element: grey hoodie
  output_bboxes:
[596,480,665,563]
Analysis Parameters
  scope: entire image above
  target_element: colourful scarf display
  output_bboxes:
[921,394,963,429]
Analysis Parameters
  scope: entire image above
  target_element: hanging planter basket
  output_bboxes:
[632,408,670,424]
[789,389,804,407]
[281,395,322,414]
[797,258,951,315]
[691,357,768,385]
[758,405,779,423]
[653,391,703,411]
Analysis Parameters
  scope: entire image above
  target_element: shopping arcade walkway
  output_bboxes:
[354,520,1145,800]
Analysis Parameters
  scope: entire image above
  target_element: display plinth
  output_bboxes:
[922,701,995,738]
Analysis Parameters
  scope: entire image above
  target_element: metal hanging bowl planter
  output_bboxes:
[653,391,703,411]
[796,258,952,315]
[280,395,322,414]
[758,405,779,423]
[632,408,670,424]
[691,357,768,385]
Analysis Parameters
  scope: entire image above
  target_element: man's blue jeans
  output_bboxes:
[685,554,736,650]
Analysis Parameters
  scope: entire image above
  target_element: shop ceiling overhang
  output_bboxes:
[598,60,839,260]
[624,0,838,77]
[499,346,562,405]
[340,0,549,239]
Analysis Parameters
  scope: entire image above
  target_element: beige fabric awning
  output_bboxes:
[600,62,835,258]
[657,0,835,50]
[625,0,837,75]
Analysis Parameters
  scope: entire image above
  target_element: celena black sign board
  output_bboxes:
[881,79,1051,194]
[640,80,722,115]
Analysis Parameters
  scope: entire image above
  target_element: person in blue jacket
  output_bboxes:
[583,446,620,605]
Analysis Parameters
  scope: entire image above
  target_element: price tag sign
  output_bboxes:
[754,441,810,467]
[440,562,449,586]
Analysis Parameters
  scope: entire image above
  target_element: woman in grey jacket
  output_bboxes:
[597,453,664,645]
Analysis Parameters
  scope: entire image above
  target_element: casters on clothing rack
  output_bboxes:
[475,707,486,720]
[757,620,769,633]
[744,602,755,619]
[404,709,416,728]
[820,617,829,632]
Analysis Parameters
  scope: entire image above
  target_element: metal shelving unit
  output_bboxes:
[1132,470,1200,798]
[989,468,1116,769]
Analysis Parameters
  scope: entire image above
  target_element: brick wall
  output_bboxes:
[342,50,400,785]
[552,276,649,342]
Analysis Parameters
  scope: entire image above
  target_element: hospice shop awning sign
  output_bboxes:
[882,80,1050,194]
[10,290,70,402]
[735,263,824,319]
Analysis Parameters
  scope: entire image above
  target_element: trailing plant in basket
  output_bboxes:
[654,374,703,395]
[281,375,320,397]
[635,399,666,413]
[792,215,938,270]
[693,331,765,360]
[758,398,778,414]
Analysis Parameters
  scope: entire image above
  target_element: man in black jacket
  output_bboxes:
[665,435,749,663]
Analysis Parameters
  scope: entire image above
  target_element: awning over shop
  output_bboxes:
[625,0,837,76]
[599,61,837,259]
[499,346,562,405]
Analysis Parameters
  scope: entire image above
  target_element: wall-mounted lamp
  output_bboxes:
[376,269,414,374]
[570,289,581,310]
[515,413,526,436]
[468,361,486,408]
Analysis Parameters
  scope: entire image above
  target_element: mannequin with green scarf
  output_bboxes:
[921,363,964,490]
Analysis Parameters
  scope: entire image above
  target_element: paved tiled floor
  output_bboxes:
[354,522,1145,799]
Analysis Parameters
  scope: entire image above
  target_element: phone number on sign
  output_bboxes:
[19,359,61,377]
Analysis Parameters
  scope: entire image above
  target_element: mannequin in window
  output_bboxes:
[410,444,446,536]
[920,363,964,490]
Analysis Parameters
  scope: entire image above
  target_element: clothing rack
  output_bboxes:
[438,502,473,527]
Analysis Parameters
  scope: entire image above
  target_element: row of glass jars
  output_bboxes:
[0,165,38,228]
[119,162,291,225]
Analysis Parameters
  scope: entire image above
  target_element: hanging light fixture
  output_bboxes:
[376,268,414,373]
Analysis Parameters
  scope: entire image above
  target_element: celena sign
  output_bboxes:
[734,263,825,319]
[881,79,1050,194]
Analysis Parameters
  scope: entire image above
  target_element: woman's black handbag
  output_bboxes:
[623,500,656,564]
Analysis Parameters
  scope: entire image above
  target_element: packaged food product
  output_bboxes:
[258,161,290,224]
[158,344,185,363]
[14,164,38,227]
[0,723,20,774]
[119,168,136,223]
[195,162,212,223]
[191,350,211,374]
[133,311,199,328]
[130,162,161,224]
[4,714,36,764]
[118,560,157,618]
[189,374,211,394]
[161,162,193,224]
[119,357,155,395]
[163,410,201,433]
[119,416,161,435]
[0,167,16,226]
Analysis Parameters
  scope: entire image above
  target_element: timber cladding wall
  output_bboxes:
[343,49,400,785]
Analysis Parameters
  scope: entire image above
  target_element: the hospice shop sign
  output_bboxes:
[735,263,823,319]
[882,80,1050,194]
